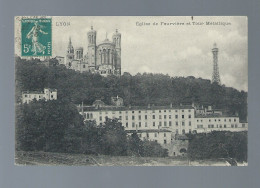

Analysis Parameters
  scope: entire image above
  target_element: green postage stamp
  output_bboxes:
[21,18,52,56]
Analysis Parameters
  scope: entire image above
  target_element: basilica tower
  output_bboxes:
[87,26,97,68]
[66,37,74,67]
[112,29,121,75]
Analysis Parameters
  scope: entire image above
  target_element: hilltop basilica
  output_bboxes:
[63,26,121,76]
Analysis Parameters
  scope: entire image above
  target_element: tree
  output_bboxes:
[16,99,85,153]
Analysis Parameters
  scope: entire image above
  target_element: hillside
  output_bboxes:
[15,57,247,120]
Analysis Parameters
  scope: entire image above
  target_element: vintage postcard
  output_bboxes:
[15,16,248,166]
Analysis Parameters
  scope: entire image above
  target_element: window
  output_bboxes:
[176,121,178,126]
[147,133,149,138]
[119,116,122,120]
[218,119,220,122]
[132,116,135,120]
[209,119,211,122]
[159,115,162,119]
[152,110,155,113]
[139,122,141,127]
[169,110,171,112]
[25,94,27,97]
[51,95,53,98]
[224,124,226,128]
[139,115,141,120]
[164,133,166,137]
[164,121,167,126]
[159,110,161,113]
[175,115,178,119]
[224,119,226,122]
[153,122,155,127]
[188,110,191,112]
[145,122,148,127]
[229,119,231,122]
[215,119,217,122]
[164,110,166,112]
[153,115,155,119]
[126,116,128,120]
[197,125,203,128]
[182,115,184,119]
[164,115,166,119]
[182,129,185,134]
[139,111,141,113]
[231,124,234,128]
[182,110,184,112]
[175,110,178,113]
[176,130,179,134]
[189,121,191,126]
[169,121,172,126]
[154,133,157,137]
[145,115,147,120]
[188,115,191,118]
[159,122,162,126]
[126,123,128,128]
[99,116,102,121]
[132,122,135,128]
[189,129,192,133]
[164,140,167,144]
[169,115,171,119]
[119,111,122,114]
[132,111,134,113]
[220,125,222,128]
[182,121,185,126]
[234,119,236,122]
[197,120,199,122]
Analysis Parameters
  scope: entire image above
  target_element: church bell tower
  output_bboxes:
[87,26,97,69]
[112,29,121,75]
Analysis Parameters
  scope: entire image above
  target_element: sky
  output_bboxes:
[16,16,248,91]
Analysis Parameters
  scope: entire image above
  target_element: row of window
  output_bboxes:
[96,114,192,120]
[125,121,192,128]
[196,118,238,123]
[99,109,192,115]
[197,124,239,128]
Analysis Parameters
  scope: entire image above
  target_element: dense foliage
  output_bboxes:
[16,100,85,153]
[15,57,247,120]
[187,131,248,162]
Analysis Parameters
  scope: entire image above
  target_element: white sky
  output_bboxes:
[16,16,248,91]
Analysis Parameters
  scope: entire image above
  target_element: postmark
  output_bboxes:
[21,18,52,56]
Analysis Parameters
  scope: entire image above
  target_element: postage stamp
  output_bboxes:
[21,18,52,56]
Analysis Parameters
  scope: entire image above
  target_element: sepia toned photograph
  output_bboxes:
[14,16,248,166]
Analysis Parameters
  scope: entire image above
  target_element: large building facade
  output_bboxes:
[66,26,121,76]
[78,98,248,152]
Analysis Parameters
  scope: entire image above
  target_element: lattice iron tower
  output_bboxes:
[211,43,221,84]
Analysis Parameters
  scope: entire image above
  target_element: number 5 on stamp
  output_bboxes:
[21,18,52,56]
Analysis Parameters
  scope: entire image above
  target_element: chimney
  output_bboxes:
[148,104,151,108]
[129,104,131,109]
[170,103,173,108]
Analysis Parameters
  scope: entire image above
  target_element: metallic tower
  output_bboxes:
[211,43,221,84]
